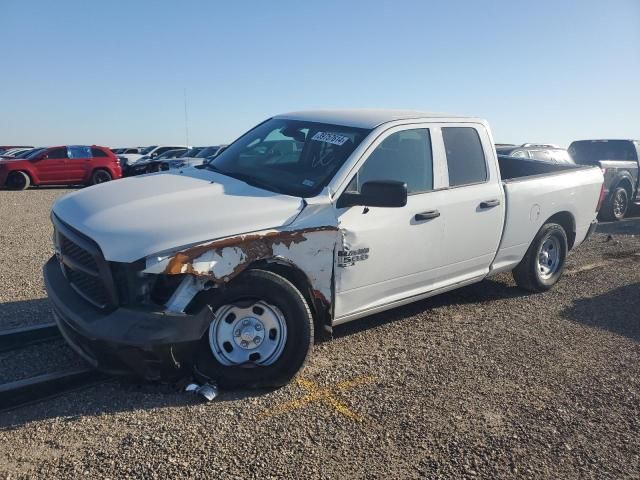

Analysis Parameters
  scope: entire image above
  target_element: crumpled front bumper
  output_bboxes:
[43,256,212,381]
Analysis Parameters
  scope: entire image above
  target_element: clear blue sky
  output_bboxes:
[1,0,638,148]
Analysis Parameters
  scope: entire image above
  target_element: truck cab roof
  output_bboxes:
[275,109,481,129]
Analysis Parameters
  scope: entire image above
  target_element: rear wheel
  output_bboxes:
[513,223,568,292]
[91,169,112,185]
[5,171,30,190]
[194,269,313,389]
[600,186,629,221]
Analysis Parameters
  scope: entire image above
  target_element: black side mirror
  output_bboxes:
[337,180,407,208]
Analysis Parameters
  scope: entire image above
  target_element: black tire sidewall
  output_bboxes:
[92,169,112,185]
[611,187,628,221]
[195,269,313,389]
[7,171,29,190]
[532,224,568,289]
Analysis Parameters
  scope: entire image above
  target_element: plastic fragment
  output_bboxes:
[184,381,218,401]
[197,383,218,401]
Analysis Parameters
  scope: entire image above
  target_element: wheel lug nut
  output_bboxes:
[255,324,261,331]
[234,330,241,337]
[254,336,261,344]
[241,340,248,347]
[243,319,250,326]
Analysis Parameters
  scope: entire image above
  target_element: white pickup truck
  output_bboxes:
[44,110,604,388]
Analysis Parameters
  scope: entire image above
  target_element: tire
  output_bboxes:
[194,269,314,389]
[513,223,568,293]
[599,185,629,221]
[5,171,30,190]
[91,169,112,185]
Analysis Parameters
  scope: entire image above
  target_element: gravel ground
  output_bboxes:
[0,189,74,330]
[0,189,639,479]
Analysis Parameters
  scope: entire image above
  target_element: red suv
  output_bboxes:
[0,145,122,190]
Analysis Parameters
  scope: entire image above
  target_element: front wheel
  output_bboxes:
[513,223,568,292]
[5,171,30,190]
[194,269,313,389]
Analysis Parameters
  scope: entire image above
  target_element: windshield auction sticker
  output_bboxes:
[311,132,350,146]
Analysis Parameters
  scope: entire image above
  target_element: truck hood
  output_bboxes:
[52,168,305,262]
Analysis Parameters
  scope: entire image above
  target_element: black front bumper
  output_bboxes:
[43,256,212,381]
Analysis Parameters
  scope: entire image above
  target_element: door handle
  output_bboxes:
[414,210,440,221]
[479,199,501,208]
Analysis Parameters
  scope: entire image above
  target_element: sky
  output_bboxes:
[1,0,638,148]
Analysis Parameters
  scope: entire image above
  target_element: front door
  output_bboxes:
[334,125,446,320]
[35,147,68,183]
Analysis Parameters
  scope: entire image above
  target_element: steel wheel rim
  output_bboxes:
[613,190,627,218]
[537,234,561,279]
[209,301,287,367]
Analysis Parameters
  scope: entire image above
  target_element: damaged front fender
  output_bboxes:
[144,226,341,312]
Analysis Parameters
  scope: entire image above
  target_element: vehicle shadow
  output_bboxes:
[561,282,640,342]
[333,277,528,339]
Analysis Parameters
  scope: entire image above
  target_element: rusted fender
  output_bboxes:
[147,226,340,305]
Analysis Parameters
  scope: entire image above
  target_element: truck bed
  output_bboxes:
[497,154,583,181]
[490,156,603,274]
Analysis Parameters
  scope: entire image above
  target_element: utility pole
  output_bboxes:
[183,88,190,147]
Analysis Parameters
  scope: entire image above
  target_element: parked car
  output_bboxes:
[0,145,122,190]
[496,144,574,164]
[127,148,190,175]
[44,110,603,388]
[0,146,33,155]
[568,139,639,220]
[118,145,188,173]
[160,145,227,171]
[0,147,34,159]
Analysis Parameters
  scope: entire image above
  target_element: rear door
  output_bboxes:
[66,146,92,182]
[35,147,68,183]
[431,124,505,285]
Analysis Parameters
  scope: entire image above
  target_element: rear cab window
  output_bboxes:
[568,140,639,165]
[442,127,488,186]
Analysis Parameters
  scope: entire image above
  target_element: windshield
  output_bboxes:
[208,119,370,197]
[569,140,638,165]
[182,147,202,157]
[140,145,158,155]
[196,146,220,158]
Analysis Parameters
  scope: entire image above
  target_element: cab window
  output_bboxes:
[47,148,68,159]
[442,127,487,186]
[349,129,433,194]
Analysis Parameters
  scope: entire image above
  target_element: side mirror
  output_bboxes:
[337,180,407,208]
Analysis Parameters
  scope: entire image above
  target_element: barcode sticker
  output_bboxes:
[311,132,350,146]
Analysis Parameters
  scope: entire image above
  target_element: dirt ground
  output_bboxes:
[0,189,638,479]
